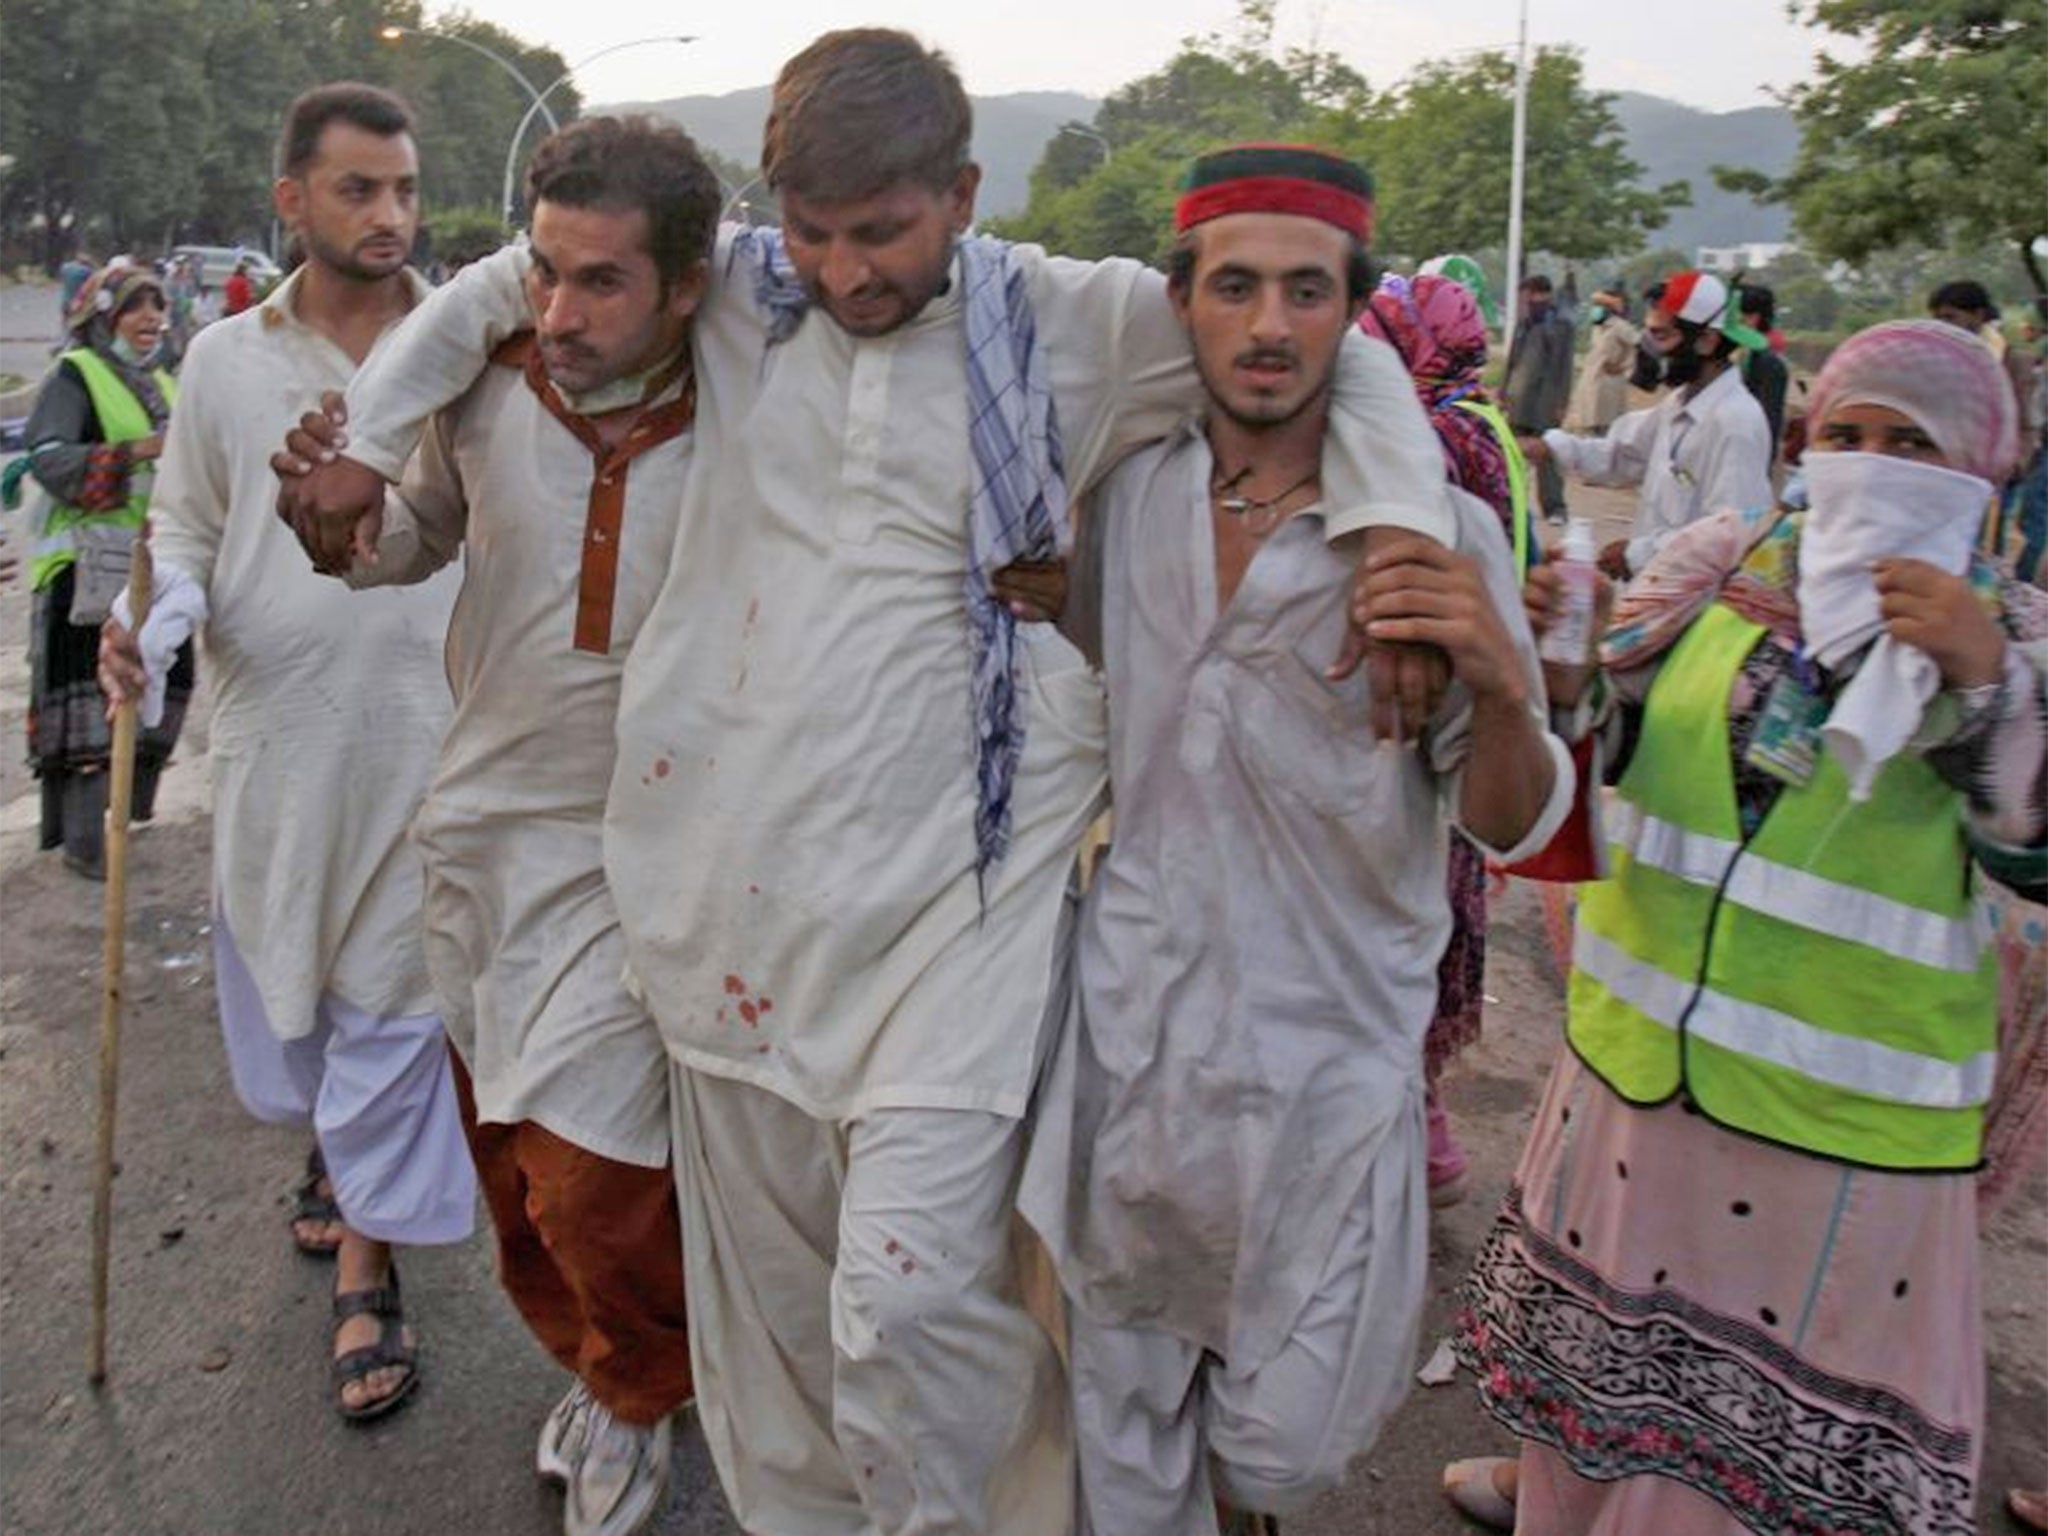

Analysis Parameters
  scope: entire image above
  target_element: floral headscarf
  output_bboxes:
[1360,272,1511,520]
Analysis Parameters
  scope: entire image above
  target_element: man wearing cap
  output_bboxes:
[1526,269,1771,580]
[1016,145,1573,1536]
[271,33,1452,1536]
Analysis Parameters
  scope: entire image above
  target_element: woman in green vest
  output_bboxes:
[1444,318,2047,1535]
[1361,268,1536,1208]
[20,261,195,878]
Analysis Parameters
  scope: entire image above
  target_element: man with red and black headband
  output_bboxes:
[1016,145,1572,1536]
[272,46,1456,1535]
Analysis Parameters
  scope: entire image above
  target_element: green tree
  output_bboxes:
[992,11,1683,273]
[1361,48,1688,264]
[1771,2,2047,312]
[0,0,577,267]
[988,1,1373,263]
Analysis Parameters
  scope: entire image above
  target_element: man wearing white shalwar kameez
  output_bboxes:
[103,85,471,1423]
[1015,147,1574,1534]
[280,34,1456,1532]
[330,119,718,1536]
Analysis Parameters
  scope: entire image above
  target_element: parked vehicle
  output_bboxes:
[167,245,282,292]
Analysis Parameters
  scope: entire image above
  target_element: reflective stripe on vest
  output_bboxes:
[1606,799,1989,973]
[26,351,176,591]
[1567,599,1997,1170]
[1453,396,1532,575]
[1573,925,1998,1109]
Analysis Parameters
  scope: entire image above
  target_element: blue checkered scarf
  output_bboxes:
[737,227,1069,893]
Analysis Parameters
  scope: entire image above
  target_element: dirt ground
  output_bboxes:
[0,471,2042,1535]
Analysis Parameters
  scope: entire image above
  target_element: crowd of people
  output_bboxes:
[4,24,2043,1536]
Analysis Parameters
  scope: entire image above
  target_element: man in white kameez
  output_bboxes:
[1014,146,1575,1535]
[1525,268,1772,581]
[273,30,1455,1533]
[98,83,472,1422]
[300,118,716,1536]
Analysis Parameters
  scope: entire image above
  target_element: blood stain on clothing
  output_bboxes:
[723,974,746,995]
[653,757,672,779]
[738,1000,758,1026]
[885,1239,901,1256]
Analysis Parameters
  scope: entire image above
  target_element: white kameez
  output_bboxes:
[145,271,470,1243]
[351,358,689,1168]
[338,236,1456,1121]
[148,271,460,1041]
[333,233,1457,1536]
[1016,430,1571,1526]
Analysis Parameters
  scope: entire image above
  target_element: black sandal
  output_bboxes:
[332,1264,419,1423]
[291,1145,344,1257]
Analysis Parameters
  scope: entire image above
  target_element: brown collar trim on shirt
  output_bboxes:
[505,336,697,655]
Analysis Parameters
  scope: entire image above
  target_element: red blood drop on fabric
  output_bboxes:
[738,1000,758,1025]
[653,758,671,778]
[723,974,746,995]
[885,1239,900,1255]
[757,997,774,1013]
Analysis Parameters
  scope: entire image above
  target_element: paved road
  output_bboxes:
[1,277,65,391]
[0,423,2040,1534]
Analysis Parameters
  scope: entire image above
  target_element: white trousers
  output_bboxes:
[214,912,476,1246]
[1067,1174,1423,1535]
[670,1066,1073,1536]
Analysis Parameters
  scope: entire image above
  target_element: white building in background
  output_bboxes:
[1697,240,1798,274]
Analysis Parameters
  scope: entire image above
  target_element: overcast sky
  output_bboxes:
[442,0,1841,117]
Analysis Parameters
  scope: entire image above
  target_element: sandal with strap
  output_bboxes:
[332,1264,419,1423]
[291,1145,344,1258]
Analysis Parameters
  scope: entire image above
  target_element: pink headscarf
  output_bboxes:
[1806,318,2020,483]
[1361,273,1511,520]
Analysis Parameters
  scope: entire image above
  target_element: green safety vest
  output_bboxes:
[28,349,177,592]
[1567,601,1998,1171]
[1452,396,1532,575]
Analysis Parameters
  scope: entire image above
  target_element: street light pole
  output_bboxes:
[1056,122,1111,164]
[377,23,559,134]
[500,36,697,226]
[1503,0,1531,346]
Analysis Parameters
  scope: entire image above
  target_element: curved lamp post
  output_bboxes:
[500,35,697,225]
[377,23,560,136]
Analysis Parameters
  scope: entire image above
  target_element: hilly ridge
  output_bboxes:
[609,84,1799,255]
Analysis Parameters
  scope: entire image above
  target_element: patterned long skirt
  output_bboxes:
[27,568,195,845]
[1455,1051,1982,1536]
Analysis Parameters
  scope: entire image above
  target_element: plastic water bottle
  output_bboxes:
[1538,518,1600,666]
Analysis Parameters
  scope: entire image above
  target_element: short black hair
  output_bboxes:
[1166,231,1379,308]
[1738,283,1775,329]
[1520,273,1553,295]
[1929,279,1996,318]
[277,82,414,180]
[524,117,722,292]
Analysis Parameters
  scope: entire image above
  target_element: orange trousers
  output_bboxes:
[452,1059,692,1424]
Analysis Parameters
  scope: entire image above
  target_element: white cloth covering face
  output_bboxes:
[140,268,459,1039]
[1018,434,1572,1378]
[1798,450,1995,800]
[332,234,1458,1123]
[349,355,692,1167]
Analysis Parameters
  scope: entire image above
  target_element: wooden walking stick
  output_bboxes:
[89,532,152,1385]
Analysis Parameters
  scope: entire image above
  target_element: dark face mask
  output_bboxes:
[1632,331,1707,390]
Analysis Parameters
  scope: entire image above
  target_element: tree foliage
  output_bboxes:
[1771,1,2047,305]
[990,7,1685,269]
[0,0,578,267]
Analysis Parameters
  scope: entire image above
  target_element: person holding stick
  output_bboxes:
[98,82,471,1422]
